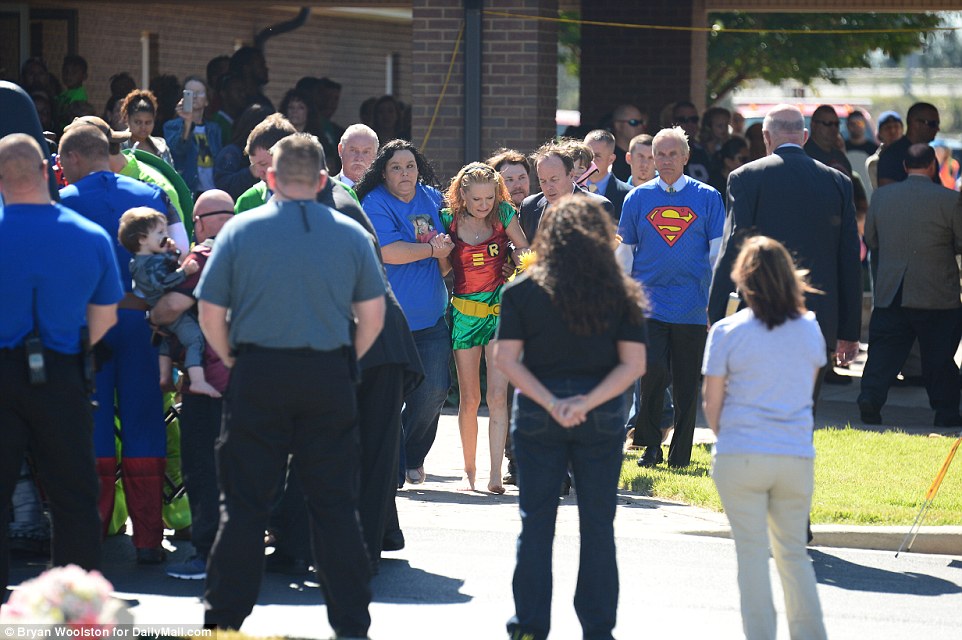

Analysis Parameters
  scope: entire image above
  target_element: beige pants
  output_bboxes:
[712,454,827,640]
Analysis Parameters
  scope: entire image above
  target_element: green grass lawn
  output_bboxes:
[621,428,962,526]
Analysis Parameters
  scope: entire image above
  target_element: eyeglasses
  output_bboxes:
[194,210,234,220]
[616,118,645,127]
[914,118,940,128]
[674,116,699,124]
[814,119,840,128]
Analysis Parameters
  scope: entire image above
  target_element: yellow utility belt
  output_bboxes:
[451,296,500,318]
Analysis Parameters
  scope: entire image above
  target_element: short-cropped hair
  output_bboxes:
[652,126,689,156]
[905,143,936,169]
[584,129,616,149]
[246,113,297,156]
[628,133,654,151]
[272,133,324,187]
[118,207,166,254]
[58,124,109,160]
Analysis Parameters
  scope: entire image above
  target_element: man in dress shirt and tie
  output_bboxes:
[583,129,632,221]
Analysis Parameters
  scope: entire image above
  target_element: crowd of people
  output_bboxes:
[3,46,962,640]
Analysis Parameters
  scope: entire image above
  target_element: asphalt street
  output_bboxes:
[6,408,961,639]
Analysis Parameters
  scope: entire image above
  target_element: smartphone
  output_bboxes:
[182,89,194,113]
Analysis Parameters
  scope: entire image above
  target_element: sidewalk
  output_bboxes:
[430,345,961,556]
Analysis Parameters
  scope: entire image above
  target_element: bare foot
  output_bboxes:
[189,380,222,398]
[459,470,477,492]
[487,481,505,495]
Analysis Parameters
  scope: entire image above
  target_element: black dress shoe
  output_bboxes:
[382,529,405,551]
[136,547,166,565]
[933,414,962,427]
[857,399,882,425]
[637,446,664,468]
[264,553,311,574]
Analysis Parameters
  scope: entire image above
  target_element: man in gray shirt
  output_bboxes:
[196,134,385,635]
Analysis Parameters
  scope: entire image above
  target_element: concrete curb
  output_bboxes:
[685,525,962,556]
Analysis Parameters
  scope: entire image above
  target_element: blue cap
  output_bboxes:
[877,110,902,131]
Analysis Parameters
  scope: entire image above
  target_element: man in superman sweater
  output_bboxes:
[617,126,725,468]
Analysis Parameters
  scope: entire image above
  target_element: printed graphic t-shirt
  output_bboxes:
[363,183,447,331]
[194,124,215,192]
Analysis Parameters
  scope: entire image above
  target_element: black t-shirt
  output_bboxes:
[846,139,878,155]
[496,274,647,380]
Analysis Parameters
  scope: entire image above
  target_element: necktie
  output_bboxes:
[667,186,675,193]
[587,183,598,193]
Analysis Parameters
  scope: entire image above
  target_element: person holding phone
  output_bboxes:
[164,76,222,195]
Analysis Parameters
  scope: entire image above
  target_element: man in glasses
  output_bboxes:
[878,102,942,187]
[149,190,236,581]
[610,104,647,182]
[672,101,711,184]
[805,105,869,226]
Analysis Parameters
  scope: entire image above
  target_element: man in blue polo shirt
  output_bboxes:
[0,133,123,595]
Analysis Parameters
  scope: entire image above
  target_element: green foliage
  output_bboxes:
[622,428,962,526]
[707,13,943,101]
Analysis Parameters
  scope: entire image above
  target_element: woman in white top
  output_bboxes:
[702,235,828,640]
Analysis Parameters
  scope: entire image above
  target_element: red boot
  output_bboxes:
[121,457,167,550]
[95,457,118,538]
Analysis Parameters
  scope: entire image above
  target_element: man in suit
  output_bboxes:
[519,142,612,242]
[336,124,378,189]
[708,104,862,402]
[583,129,632,221]
[610,104,647,182]
[858,144,962,427]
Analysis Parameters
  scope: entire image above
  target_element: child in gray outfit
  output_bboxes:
[119,207,221,397]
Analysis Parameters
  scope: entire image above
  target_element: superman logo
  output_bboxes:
[646,206,698,246]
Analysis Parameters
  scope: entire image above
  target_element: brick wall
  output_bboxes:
[411,0,557,182]
[30,2,412,133]
[579,0,696,131]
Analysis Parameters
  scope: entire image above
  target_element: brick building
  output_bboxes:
[1,0,957,180]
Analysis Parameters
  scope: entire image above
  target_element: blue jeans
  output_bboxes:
[401,317,452,470]
[507,378,626,640]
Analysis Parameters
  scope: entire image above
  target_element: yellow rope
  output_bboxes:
[421,21,465,151]
[482,9,959,36]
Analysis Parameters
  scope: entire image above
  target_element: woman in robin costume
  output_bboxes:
[439,163,529,492]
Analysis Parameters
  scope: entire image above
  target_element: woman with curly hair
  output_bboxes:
[120,89,174,167]
[703,236,827,640]
[493,196,647,640]
[356,140,452,486]
[438,163,529,492]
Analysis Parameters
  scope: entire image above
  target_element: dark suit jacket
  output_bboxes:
[707,145,862,349]
[865,175,962,309]
[520,186,613,242]
[601,174,633,222]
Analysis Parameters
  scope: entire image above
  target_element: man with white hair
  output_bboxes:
[708,104,862,403]
[335,124,378,188]
[617,126,725,468]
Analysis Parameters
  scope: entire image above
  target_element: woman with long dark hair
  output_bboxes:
[439,162,529,493]
[356,139,452,486]
[703,235,827,640]
[493,196,647,640]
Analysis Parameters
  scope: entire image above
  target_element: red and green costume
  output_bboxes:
[441,201,515,350]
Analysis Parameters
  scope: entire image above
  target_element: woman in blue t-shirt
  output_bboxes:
[702,236,828,640]
[356,140,453,486]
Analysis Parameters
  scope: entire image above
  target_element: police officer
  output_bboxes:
[0,133,123,596]
[197,134,385,634]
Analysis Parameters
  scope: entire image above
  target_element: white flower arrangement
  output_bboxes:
[0,564,123,626]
